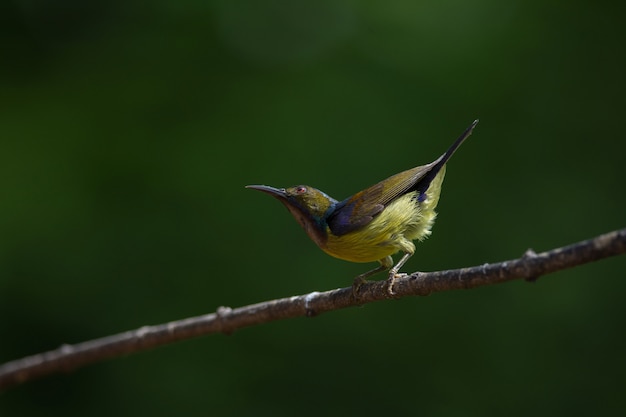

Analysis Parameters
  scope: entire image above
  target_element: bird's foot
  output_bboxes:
[386,272,407,296]
[352,276,368,300]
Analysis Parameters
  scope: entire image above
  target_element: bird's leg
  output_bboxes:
[352,256,393,297]
[386,252,413,295]
[352,265,387,288]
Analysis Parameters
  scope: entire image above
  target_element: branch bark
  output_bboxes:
[1,227,625,391]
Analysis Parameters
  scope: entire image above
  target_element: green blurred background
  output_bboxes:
[1,0,625,415]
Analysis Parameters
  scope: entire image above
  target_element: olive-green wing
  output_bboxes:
[327,119,478,236]
[327,158,440,236]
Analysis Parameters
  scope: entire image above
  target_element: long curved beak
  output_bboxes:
[245,185,288,199]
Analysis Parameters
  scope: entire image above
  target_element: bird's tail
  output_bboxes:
[414,119,479,196]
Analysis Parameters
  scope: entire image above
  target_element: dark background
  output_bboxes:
[1,1,625,415]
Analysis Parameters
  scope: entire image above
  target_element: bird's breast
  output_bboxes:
[321,192,437,263]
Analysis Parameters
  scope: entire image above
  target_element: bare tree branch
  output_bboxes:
[1,227,625,391]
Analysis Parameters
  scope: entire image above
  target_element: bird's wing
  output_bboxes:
[327,120,478,236]
[327,158,440,236]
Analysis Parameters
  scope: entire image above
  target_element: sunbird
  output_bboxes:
[247,120,478,294]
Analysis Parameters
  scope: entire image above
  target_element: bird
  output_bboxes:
[247,119,478,294]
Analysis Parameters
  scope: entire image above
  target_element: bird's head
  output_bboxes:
[246,184,337,247]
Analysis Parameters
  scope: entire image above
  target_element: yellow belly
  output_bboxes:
[321,178,442,263]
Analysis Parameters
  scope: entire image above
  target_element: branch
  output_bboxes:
[1,228,625,390]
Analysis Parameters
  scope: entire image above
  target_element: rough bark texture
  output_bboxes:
[1,228,625,391]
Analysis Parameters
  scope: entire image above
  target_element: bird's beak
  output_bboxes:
[245,185,288,199]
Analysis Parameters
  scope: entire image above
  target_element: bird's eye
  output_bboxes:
[296,186,307,194]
